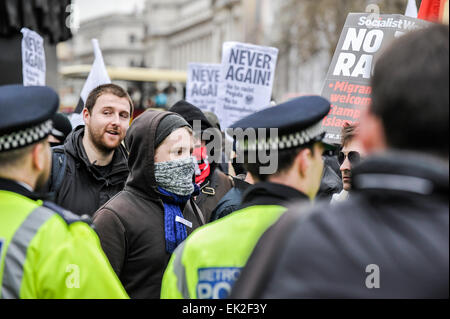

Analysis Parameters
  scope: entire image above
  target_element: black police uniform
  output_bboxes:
[231,151,449,298]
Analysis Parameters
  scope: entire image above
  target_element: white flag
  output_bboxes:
[405,0,418,18]
[67,113,84,130]
[80,39,111,103]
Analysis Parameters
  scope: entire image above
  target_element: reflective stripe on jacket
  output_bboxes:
[0,190,128,299]
[160,205,286,299]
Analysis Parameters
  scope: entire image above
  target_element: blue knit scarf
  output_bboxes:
[158,186,192,253]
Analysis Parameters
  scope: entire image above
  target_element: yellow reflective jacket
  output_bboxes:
[0,186,128,299]
[160,204,286,299]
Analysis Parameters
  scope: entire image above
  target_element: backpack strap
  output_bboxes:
[50,146,67,194]
[191,199,206,225]
[42,201,93,226]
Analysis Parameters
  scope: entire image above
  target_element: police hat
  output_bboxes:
[0,85,59,152]
[230,95,332,151]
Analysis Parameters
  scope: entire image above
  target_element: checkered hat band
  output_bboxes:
[0,119,53,152]
[239,121,325,151]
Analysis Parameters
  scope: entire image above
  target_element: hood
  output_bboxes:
[64,126,92,168]
[64,125,129,182]
[124,110,173,199]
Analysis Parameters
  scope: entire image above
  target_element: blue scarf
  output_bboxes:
[158,186,196,253]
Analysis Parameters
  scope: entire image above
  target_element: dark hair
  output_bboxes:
[0,142,38,167]
[341,122,358,147]
[243,143,315,182]
[370,24,449,157]
[84,84,134,115]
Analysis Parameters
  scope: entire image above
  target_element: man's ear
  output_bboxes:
[359,107,387,154]
[294,148,310,178]
[82,107,90,125]
[31,142,45,171]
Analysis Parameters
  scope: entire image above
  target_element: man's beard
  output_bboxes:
[87,125,121,155]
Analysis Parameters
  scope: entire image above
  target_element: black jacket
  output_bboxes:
[209,177,251,222]
[52,126,129,216]
[93,111,205,299]
[194,165,233,222]
[316,163,343,202]
[231,151,449,298]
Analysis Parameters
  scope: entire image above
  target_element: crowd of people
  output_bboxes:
[0,24,448,299]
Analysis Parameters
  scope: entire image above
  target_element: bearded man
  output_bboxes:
[49,84,133,216]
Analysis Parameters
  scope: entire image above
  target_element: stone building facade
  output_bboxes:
[142,0,329,101]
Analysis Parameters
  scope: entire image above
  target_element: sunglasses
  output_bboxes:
[338,151,361,166]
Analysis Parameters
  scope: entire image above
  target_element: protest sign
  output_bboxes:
[21,28,46,86]
[217,42,278,129]
[320,13,431,145]
[186,63,221,113]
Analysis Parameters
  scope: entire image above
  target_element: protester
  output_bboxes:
[47,83,132,216]
[93,110,205,299]
[155,89,168,108]
[203,110,233,174]
[208,148,255,222]
[203,110,221,131]
[203,110,253,222]
[164,84,179,108]
[48,112,72,147]
[161,95,331,299]
[169,100,233,222]
[230,24,449,298]
[0,85,128,299]
[209,171,253,222]
[331,122,366,204]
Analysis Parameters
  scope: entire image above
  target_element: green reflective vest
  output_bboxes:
[160,204,286,299]
[0,190,129,299]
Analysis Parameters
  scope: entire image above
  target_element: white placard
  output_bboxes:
[21,28,46,86]
[186,63,221,114]
[217,42,278,129]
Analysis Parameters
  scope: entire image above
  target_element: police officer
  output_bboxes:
[0,85,128,299]
[160,95,332,299]
[231,24,449,299]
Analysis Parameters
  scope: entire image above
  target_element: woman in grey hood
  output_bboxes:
[93,110,205,299]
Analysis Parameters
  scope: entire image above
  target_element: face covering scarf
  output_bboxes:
[193,147,210,185]
[154,156,195,196]
[154,156,196,253]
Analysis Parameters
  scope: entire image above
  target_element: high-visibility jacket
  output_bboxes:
[0,189,129,299]
[160,205,286,299]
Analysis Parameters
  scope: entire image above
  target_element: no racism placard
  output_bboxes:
[217,42,278,129]
[321,13,431,145]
